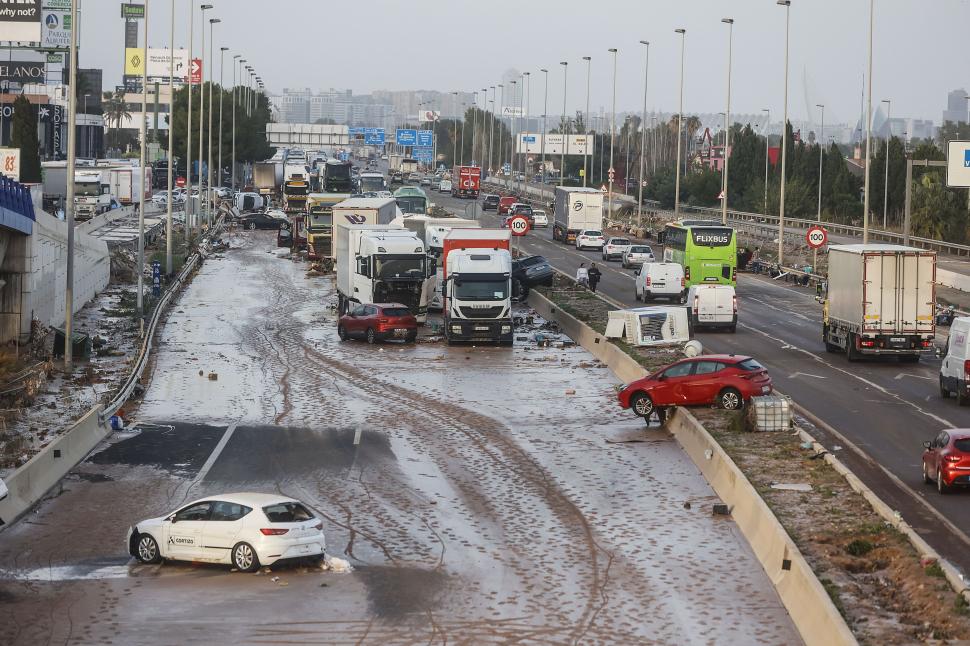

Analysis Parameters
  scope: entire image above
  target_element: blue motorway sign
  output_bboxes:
[523,135,536,143]
[364,127,385,146]
[339,151,350,161]
[417,130,434,147]
[502,162,511,174]
[396,129,417,146]
[412,146,434,162]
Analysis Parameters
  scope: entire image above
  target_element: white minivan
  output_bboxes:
[687,284,738,332]
[634,262,686,303]
[940,317,970,404]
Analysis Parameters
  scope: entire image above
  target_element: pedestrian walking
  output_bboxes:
[576,263,589,288]
[588,263,602,292]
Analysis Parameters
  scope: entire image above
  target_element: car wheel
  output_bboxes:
[630,393,654,418]
[135,533,161,564]
[941,377,949,399]
[248,222,256,231]
[337,324,348,341]
[923,461,933,484]
[719,388,743,410]
[635,290,641,302]
[231,541,260,572]
[366,328,376,344]
[938,469,950,494]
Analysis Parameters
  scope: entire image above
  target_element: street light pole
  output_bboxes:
[762,108,770,215]
[231,54,240,190]
[496,85,503,177]
[63,0,81,368]
[816,104,824,222]
[540,69,548,186]
[674,29,686,217]
[218,46,227,195]
[777,0,791,266]
[166,0,174,272]
[882,98,891,229]
[607,48,617,222]
[185,5,196,243]
[196,4,211,236]
[207,18,219,228]
[452,91,458,168]
[523,72,530,194]
[137,0,149,315]
[559,61,567,188]
[637,41,649,228]
[488,86,495,176]
[721,18,734,226]
[583,56,591,187]
[862,0,874,243]
[509,80,517,187]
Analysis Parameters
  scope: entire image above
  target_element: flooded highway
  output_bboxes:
[0,230,799,645]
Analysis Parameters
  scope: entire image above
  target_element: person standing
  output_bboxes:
[588,263,602,292]
[576,263,589,288]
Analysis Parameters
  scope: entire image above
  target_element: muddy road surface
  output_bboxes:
[0,230,799,645]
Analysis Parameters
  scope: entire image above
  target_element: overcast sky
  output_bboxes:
[80,0,970,126]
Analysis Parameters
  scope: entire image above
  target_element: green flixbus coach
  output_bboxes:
[662,221,737,287]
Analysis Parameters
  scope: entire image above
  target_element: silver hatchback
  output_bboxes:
[622,245,656,268]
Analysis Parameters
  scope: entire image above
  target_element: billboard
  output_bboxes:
[120,3,145,19]
[419,110,440,123]
[124,48,188,78]
[516,133,593,157]
[501,106,523,118]
[189,58,202,84]
[396,129,417,146]
[0,2,41,42]
[0,147,21,181]
[41,2,71,49]
[0,61,44,83]
[946,140,970,188]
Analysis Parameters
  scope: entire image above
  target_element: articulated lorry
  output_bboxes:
[305,192,352,261]
[254,161,281,199]
[441,229,514,345]
[451,166,481,199]
[335,224,428,323]
[553,186,604,245]
[822,244,936,362]
[322,159,354,193]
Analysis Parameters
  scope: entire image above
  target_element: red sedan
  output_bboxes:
[922,429,970,494]
[617,355,772,418]
[338,303,418,344]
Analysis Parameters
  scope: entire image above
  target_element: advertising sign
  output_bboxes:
[141,48,188,79]
[946,140,970,188]
[0,61,44,83]
[516,133,593,157]
[0,2,41,42]
[501,106,523,118]
[417,130,433,147]
[45,52,61,63]
[0,147,21,181]
[124,19,137,48]
[41,5,70,49]
[189,58,202,84]
[419,110,440,122]
[121,4,146,19]
[396,129,417,146]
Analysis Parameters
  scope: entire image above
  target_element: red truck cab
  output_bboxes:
[451,166,481,199]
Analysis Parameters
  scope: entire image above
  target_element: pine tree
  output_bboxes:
[10,95,40,183]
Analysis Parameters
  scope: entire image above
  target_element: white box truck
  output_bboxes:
[823,244,936,361]
[553,186,604,245]
[396,216,482,310]
[108,166,152,205]
[441,229,514,345]
[335,224,429,323]
[331,197,398,230]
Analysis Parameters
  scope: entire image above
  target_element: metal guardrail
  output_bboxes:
[98,215,224,423]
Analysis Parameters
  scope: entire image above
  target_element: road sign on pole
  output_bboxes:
[806,225,827,249]
[509,215,530,237]
[608,168,615,181]
[946,140,970,188]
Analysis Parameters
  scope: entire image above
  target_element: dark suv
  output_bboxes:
[482,194,500,211]
[508,203,534,225]
[512,255,554,288]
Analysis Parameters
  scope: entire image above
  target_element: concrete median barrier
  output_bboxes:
[0,405,107,526]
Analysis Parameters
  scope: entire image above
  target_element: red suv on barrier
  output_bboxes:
[617,355,772,418]
[338,303,418,344]
[922,429,970,494]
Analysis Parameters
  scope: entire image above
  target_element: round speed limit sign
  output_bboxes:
[509,215,530,237]
[806,225,827,249]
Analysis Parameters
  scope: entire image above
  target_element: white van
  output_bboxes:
[940,317,970,404]
[634,262,686,303]
[687,284,738,332]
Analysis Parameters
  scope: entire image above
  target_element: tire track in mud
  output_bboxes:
[228,238,611,641]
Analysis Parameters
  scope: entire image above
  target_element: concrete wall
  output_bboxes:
[0,406,107,526]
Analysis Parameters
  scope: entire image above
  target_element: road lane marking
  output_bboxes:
[895,373,934,381]
[788,372,826,380]
[194,422,238,483]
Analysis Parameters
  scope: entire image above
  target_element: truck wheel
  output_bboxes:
[958,387,968,407]
[635,290,642,302]
[846,335,861,362]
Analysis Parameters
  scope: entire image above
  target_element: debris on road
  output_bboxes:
[770,483,813,492]
[320,556,353,573]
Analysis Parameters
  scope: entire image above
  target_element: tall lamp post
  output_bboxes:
[881,98,891,229]
[523,72,530,193]
[137,0,149,315]
[762,108,770,215]
[64,0,80,367]
[673,28,686,217]
[720,18,734,226]
[509,80,516,187]
[636,41,649,228]
[816,104,824,222]
[559,61,567,187]
[582,56,591,187]
[206,17,220,227]
[166,0,175,275]
[496,85,503,176]
[862,0,874,243]
[195,3,212,236]
[488,86,495,176]
[777,0,791,265]
[451,91,458,168]
[218,46,227,193]
[540,69,548,185]
[607,48,617,221]
[231,54,240,189]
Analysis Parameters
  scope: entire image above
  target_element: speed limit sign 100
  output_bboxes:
[509,216,530,237]
[806,226,827,249]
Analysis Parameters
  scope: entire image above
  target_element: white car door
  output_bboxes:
[203,501,252,563]
[163,501,211,561]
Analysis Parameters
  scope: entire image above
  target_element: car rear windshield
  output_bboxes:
[263,502,315,523]
[955,439,970,452]
[382,307,411,317]
[519,256,545,267]
[611,238,631,245]
[584,230,603,236]
[630,246,651,253]
[737,358,765,371]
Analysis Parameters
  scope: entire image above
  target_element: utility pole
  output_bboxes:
[64,0,80,368]
[137,0,149,315]
[777,0,791,265]
[673,29,686,217]
[637,41,649,228]
[720,18,734,226]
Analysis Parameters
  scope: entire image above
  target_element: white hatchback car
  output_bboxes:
[575,229,606,251]
[127,493,326,572]
[602,237,632,261]
[532,210,549,227]
[622,245,656,268]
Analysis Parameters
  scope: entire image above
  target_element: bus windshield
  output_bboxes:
[396,196,427,214]
[359,176,387,192]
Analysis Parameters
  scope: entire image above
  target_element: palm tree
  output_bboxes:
[103,90,131,129]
